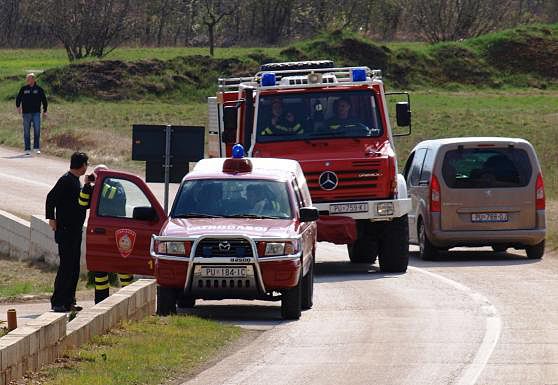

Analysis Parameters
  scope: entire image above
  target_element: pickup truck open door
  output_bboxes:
[86,170,167,276]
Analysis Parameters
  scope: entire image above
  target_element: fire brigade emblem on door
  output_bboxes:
[115,229,137,258]
[319,171,338,191]
[219,241,231,252]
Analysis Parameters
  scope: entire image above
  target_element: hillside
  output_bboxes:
[1,23,554,103]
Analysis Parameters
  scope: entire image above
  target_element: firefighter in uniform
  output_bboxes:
[260,100,304,136]
[78,165,134,304]
[46,152,89,312]
[326,98,360,130]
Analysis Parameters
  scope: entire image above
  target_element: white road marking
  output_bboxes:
[0,172,52,188]
[409,266,502,385]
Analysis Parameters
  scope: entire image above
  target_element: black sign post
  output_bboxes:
[132,124,205,214]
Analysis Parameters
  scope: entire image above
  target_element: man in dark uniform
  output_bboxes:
[15,73,48,155]
[46,152,89,312]
[326,97,360,130]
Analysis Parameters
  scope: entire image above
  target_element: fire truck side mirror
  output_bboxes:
[396,102,411,127]
[133,206,157,221]
[222,106,238,144]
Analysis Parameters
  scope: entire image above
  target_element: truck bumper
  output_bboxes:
[314,198,411,221]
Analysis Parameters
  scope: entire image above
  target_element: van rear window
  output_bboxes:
[442,148,532,189]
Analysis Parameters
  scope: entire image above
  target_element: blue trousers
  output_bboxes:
[23,112,41,151]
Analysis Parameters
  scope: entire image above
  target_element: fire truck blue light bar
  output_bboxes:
[261,73,276,86]
[351,68,367,82]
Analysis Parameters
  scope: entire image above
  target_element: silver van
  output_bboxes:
[404,137,546,259]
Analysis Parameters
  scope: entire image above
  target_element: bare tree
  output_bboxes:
[409,0,514,42]
[40,0,135,61]
[198,0,237,56]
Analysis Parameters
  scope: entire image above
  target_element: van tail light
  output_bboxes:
[535,173,545,210]
[430,175,441,212]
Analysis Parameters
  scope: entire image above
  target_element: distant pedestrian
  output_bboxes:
[46,152,90,313]
[15,73,48,156]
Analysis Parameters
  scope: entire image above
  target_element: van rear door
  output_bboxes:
[439,143,536,231]
[86,170,167,276]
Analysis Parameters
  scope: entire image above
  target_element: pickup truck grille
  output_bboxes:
[194,239,253,258]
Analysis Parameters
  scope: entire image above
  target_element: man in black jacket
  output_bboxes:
[16,73,48,155]
[46,152,90,312]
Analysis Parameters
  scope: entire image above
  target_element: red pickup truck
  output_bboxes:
[85,146,318,320]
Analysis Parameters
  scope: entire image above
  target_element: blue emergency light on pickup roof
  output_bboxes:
[351,68,367,82]
[261,73,276,87]
[232,144,245,158]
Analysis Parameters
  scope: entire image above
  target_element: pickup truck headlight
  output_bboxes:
[262,241,299,256]
[156,241,191,256]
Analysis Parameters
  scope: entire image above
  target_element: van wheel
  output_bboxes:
[156,286,177,316]
[492,245,507,253]
[378,215,409,273]
[301,256,314,310]
[526,240,545,259]
[176,291,196,309]
[281,272,302,320]
[418,220,439,261]
[347,239,377,263]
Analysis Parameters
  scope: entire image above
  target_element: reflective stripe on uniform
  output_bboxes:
[78,199,88,206]
[80,191,90,199]
[118,273,133,286]
[108,186,117,199]
[95,275,109,283]
[95,283,110,290]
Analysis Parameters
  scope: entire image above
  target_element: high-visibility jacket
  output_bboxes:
[260,122,303,136]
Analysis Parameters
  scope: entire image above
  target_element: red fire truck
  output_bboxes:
[209,60,412,272]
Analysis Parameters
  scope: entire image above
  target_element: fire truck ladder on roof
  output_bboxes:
[217,66,382,92]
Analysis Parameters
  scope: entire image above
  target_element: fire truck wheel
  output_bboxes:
[281,272,302,320]
[418,219,439,261]
[378,215,409,273]
[156,286,177,316]
[301,255,314,310]
[176,291,196,309]
[347,239,377,263]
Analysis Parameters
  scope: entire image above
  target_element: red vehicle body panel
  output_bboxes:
[85,170,167,276]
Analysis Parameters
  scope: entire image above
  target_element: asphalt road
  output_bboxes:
[1,145,557,384]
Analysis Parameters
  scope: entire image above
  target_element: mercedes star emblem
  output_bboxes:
[218,241,231,251]
[319,171,338,191]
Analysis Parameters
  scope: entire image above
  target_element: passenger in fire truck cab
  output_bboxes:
[326,97,360,130]
[261,101,303,136]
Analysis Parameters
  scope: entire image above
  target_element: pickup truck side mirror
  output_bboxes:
[133,206,157,221]
[222,106,238,144]
[299,207,319,222]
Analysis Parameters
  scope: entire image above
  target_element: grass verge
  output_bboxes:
[0,257,87,301]
[27,315,242,385]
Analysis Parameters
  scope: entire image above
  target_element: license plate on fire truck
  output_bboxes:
[329,202,369,214]
[201,266,247,278]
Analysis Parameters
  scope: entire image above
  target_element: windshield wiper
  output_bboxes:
[224,214,286,219]
[309,131,347,137]
[173,213,224,218]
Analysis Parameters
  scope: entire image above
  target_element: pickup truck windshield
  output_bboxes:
[172,179,292,219]
[256,90,383,142]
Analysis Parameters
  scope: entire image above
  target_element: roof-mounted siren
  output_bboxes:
[261,72,276,87]
[223,144,253,174]
[351,67,368,82]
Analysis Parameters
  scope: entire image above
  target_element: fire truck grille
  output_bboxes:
[194,239,253,258]
[306,169,382,199]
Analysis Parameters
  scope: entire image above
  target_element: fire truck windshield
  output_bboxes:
[256,90,383,142]
[172,179,293,219]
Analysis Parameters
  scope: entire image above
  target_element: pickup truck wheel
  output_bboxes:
[526,240,545,259]
[176,291,196,309]
[156,286,177,316]
[347,239,377,263]
[301,256,314,310]
[281,272,302,320]
[418,220,439,261]
[378,215,409,273]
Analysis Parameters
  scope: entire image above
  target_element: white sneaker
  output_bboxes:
[24,150,31,156]
[34,149,41,154]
